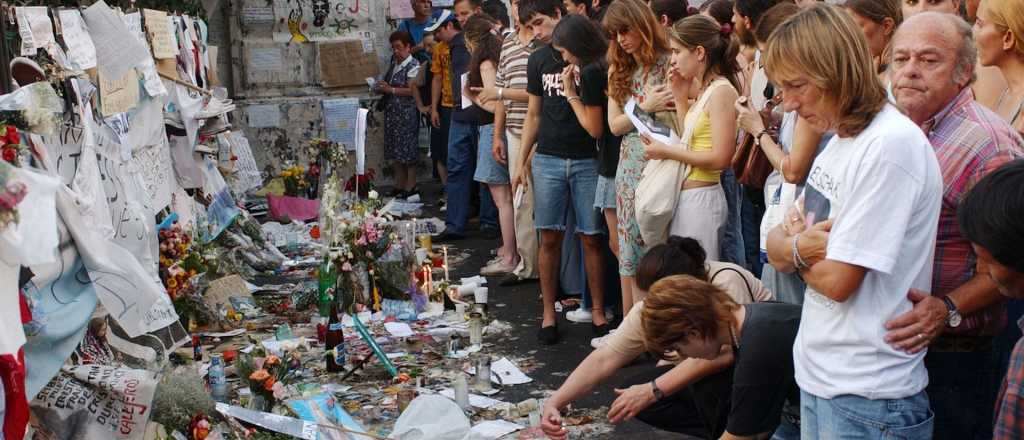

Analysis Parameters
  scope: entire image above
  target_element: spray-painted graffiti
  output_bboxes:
[273,0,373,42]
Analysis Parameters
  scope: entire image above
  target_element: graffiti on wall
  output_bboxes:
[273,0,372,43]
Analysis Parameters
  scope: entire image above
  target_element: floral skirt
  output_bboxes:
[384,99,420,165]
[615,133,649,276]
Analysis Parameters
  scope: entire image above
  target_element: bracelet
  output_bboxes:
[498,87,504,101]
[792,233,809,271]
[754,129,769,147]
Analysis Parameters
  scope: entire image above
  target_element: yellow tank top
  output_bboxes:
[687,110,720,183]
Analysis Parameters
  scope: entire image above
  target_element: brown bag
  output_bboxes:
[732,95,781,188]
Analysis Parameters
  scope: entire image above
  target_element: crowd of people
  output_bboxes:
[379,0,1024,437]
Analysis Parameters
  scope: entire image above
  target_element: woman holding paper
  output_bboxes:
[636,15,740,262]
[376,31,422,199]
[601,0,671,321]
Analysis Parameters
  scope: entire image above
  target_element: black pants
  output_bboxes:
[619,365,734,439]
[925,344,1001,440]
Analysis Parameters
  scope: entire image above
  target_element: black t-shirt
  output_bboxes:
[728,302,802,436]
[579,60,620,177]
[526,44,595,159]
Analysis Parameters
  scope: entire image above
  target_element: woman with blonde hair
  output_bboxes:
[601,0,671,320]
[974,0,1024,135]
[637,14,740,264]
[762,4,942,438]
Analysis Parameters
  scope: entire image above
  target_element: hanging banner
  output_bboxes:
[272,0,374,43]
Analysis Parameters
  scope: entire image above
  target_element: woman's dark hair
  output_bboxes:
[753,2,799,44]
[958,160,1024,274]
[669,14,742,91]
[552,14,609,67]
[651,0,689,24]
[465,14,502,87]
[565,0,593,17]
[483,0,511,29]
[389,30,415,47]
[636,236,709,290]
[700,0,735,26]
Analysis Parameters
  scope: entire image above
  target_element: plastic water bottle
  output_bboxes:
[209,354,227,402]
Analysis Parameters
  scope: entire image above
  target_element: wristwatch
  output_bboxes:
[650,380,665,401]
[942,296,962,328]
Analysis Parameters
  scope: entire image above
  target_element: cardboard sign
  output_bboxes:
[143,9,176,59]
[31,365,159,440]
[99,70,141,116]
[204,274,254,314]
[318,41,379,88]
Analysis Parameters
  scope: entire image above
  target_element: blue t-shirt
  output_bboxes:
[399,10,444,61]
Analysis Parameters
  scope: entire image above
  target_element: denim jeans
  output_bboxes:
[530,153,603,235]
[720,168,746,267]
[445,120,497,234]
[741,184,766,277]
[800,390,934,439]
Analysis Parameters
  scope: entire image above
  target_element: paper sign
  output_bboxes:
[143,9,176,59]
[461,72,472,109]
[58,9,98,70]
[390,0,415,19]
[318,41,380,88]
[249,47,283,72]
[204,275,253,313]
[99,70,140,117]
[359,31,375,53]
[241,6,275,25]
[16,7,56,56]
[247,104,281,128]
[130,142,174,211]
[489,357,533,385]
[227,132,264,193]
[470,420,524,439]
[31,366,159,440]
[384,322,415,337]
[322,98,359,149]
[82,0,150,80]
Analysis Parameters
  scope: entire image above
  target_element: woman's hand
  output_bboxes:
[541,402,568,440]
[607,384,658,424]
[667,67,690,100]
[561,65,579,98]
[492,136,507,165]
[640,133,674,161]
[734,96,765,135]
[639,84,674,113]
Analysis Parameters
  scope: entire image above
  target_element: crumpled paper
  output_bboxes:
[391,394,471,440]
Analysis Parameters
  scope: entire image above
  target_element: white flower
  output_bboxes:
[368,190,379,200]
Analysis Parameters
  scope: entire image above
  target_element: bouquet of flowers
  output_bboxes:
[237,353,291,411]
[305,138,349,172]
[1,125,25,166]
[344,169,376,199]
[279,165,309,197]
[0,161,26,231]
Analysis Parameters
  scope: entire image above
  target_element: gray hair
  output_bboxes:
[892,11,977,85]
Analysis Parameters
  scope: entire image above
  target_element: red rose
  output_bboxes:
[2,147,15,163]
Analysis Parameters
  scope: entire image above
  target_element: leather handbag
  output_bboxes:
[732,92,781,188]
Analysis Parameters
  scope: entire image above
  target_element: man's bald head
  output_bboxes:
[893,11,976,84]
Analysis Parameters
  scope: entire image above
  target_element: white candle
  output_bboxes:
[443,246,450,281]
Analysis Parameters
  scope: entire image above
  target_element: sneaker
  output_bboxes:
[480,258,515,276]
[199,115,231,136]
[196,96,236,119]
[566,308,614,323]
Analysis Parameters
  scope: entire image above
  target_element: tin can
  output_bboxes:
[192,334,202,361]
[468,312,483,346]
[209,354,227,402]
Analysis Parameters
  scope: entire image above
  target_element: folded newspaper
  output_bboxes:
[624,97,680,145]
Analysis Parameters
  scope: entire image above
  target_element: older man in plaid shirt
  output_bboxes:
[879,12,1024,439]
[956,160,1024,438]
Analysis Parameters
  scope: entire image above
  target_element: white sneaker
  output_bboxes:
[566,308,614,323]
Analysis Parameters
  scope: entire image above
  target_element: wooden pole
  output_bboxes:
[158,72,212,96]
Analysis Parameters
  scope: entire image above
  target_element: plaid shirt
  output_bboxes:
[923,87,1024,335]
[994,317,1024,439]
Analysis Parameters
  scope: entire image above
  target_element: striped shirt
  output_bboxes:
[495,31,535,137]
[922,87,1024,335]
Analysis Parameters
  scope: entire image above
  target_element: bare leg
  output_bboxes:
[580,234,608,327]
[391,163,406,193]
[436,162,448,186]
[489,183,517,265]
[604,209,619,259]
[538,229,564,328]
[621,275,635,318]
[405,164,418,192]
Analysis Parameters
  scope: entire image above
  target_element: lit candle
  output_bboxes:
[443,246,450,281]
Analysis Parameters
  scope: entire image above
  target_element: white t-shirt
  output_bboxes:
[793,104,942,400]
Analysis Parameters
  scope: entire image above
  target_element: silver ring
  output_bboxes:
[917,333,925,341]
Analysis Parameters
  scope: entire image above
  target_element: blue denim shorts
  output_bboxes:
[473,124,509,185]
[593,174,617,210]
[800,389,934,439]
[531,153,603,235]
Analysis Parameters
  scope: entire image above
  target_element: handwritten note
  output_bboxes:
[99,70,140,117]
[248,47,283,72]
[143,9,176,59]
[227,132,263,193]
[322,98,359,150]
[130,142,174,211]
[58,10,98,70]
[318,41,380,88]
[82,0,150,80]
[389,0,415,19]
[247,104,281,128]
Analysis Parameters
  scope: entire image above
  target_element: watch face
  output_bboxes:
[949,312,962,328]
